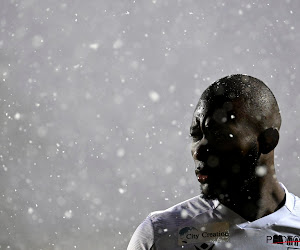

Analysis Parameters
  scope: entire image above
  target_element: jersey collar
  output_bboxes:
[214,182,295,229]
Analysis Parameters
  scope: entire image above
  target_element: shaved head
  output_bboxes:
[197,74,281,132]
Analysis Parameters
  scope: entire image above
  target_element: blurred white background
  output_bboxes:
[0,0,300,249]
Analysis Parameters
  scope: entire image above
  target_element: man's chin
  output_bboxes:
[200,183,219,200]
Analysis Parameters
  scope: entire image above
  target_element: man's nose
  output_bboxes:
[192,140,220,169]
[192,138,209,162]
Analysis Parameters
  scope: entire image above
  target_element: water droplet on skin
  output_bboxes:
[232,164,240,173]
[207,155,219,167]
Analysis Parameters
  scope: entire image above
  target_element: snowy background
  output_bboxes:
[1,0,300,249]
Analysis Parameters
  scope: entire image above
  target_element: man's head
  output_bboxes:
[190,74,281,200]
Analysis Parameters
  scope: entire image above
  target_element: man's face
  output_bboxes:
[190,96,260,200]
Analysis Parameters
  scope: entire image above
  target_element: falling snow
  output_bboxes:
[14,113,21,120]
[89,43,99,50]
[64,210,73,219]
[28,207,34,214]
[116,148,125,157]
[0,1,299,250]
[32,35,44,48]
[255,165,267,177]
[118,188,126,194]
[148,91,160,102]
[113,39,124,49]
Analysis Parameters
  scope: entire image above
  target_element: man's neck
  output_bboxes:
[218,177,286,222]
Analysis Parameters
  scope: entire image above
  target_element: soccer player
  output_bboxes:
[128,74,300,250]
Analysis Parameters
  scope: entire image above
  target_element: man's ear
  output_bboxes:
[258,128,280,154]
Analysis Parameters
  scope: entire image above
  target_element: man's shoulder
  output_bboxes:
[127,197,218,250]
[148,196,218,231]
[281,183,300,217]
[290,191,300,217]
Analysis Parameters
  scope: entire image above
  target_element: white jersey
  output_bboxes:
[128,183,300,250]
